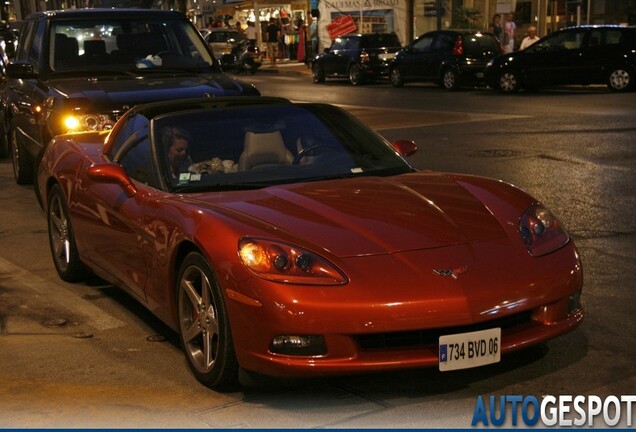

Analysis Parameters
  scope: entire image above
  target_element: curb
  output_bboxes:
[257,62,312,77]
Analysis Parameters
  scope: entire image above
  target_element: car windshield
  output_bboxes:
[151,103,413,192]
[49,17,218,73]
[207,30,245,43]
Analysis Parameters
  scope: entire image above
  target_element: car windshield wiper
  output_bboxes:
[52,69,140,78]
[300,172,362,183]
[134,67,205,74]
[172,182,273,193]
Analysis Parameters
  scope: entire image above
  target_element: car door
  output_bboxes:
[522,28,588,86]
[580,28,625,84]
[71,117,157,302]
[401,33,434,79]
[7,19,48,161]
[428,32,456,77]
[323,36,356,76]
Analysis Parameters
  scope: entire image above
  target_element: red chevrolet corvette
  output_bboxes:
[37,97,583,391]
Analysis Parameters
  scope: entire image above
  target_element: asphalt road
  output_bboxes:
[0,73,634,428]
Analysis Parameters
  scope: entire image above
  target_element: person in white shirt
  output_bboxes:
[503,13,516,53]
[245,21,258,43]
[519,26,540,50]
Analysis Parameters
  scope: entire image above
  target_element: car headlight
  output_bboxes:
[239,238,347,285]
[63,113,116,133]
[519,204,570,256]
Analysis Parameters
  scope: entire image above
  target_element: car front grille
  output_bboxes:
[354,311,533,350]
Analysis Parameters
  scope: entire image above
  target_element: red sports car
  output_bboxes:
[37,96,583,391]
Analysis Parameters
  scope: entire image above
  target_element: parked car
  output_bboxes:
[199,28,211,40]
[311,33,401,85]
[204,28,246,59]
[0,9,260,185]
[485,25,636,93]
[38,96,583,390]
[389,30,501,90]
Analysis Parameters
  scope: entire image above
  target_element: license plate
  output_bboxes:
[438,327,501,371]
[476,72,484,78]
[378,53,396,61]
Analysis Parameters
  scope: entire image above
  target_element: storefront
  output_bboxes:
[208,0,310,61]
[317,0,408,50]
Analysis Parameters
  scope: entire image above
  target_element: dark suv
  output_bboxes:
[485,25,636,93]
[1,8,260,184]
[389,30,501,90]
[311,33,401,85]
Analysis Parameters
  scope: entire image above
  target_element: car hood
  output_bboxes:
[191,173,511,257]
[46,73,258,106]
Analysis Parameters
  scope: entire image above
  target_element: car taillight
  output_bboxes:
[360,50,370,63]
[452,36,463,56]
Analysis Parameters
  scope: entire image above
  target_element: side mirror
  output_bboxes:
[86,164,137,198]
[392,139,418,157]
[323,48,330,53]
[6,62,37,79]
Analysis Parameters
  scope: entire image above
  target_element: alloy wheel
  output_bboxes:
[179,264,221,375]
[499,71,519,93]
[608,68,631,92]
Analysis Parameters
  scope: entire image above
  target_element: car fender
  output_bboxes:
[437,60,460,76]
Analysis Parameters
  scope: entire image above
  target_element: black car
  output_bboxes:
[311,33,401,85]
[389,30,501,90]
[0,9,260,184]
[485,25,636,93]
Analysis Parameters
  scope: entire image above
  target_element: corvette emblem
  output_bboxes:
[433,266,468,279]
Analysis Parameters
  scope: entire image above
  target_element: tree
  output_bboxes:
[453,6,481,29]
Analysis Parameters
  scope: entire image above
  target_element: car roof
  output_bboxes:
[209,28,242,32]
[557,24,636,32]
[339,33,397,38]
[25,8,184,21]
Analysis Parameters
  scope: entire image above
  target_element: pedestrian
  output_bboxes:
[310,17,319,58]
[245,20,258,44]
[519,26,540,50]
[488,13,504,47]
[296,17,306,63]
[503,13,516,53]
[265,17,280,67]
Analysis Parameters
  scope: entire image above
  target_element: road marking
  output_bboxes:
[284,99,529,130]
[0,256,126,331]
[336,104,529,131]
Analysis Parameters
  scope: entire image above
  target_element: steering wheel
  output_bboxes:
[292,144,337,165]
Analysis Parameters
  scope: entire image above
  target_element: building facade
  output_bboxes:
[4,0,635,50]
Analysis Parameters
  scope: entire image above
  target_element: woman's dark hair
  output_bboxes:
[162,126,191,148]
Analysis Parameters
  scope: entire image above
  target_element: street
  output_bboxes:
[1,73,635,428]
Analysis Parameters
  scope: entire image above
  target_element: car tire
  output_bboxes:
[390,67,404,87]
[177,252,239,392]
[348,64,364,86]
[10,127,34,185]
[607,67,633,92]
[312,63,325,83]
[442,68,460,91]
[496,70,521,93]
[47,184,88,282]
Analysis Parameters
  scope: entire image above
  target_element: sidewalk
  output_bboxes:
[258,59,312,77]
